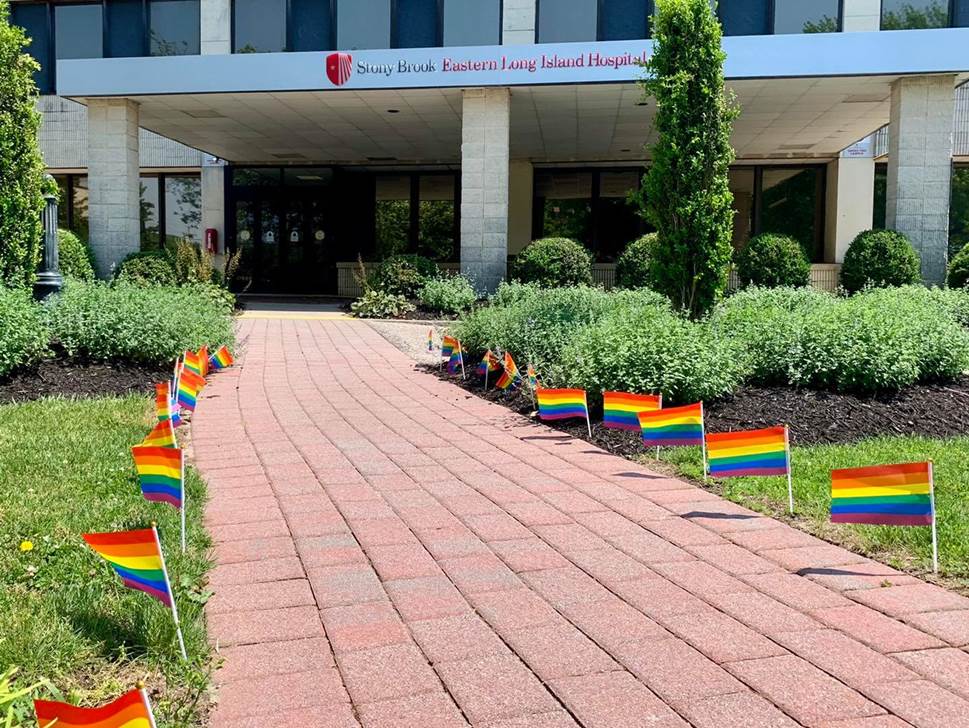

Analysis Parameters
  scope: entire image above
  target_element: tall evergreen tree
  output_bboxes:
[638,0,738,316]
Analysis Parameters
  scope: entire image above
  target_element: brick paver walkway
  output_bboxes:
[192,317,969,728]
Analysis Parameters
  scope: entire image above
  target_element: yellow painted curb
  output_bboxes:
[238,312,355,321]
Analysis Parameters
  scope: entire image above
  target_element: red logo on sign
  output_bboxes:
[326,53,353,86]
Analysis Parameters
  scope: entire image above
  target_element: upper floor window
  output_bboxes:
[55,3,103,59]
[11,3,54,94]
[600,0,652,41]
[956,0,969,26]
[149,0,200,55]
[881,0,950,29]
[337,0,391,49]
[394,0,439,48]
[718,0,842,35]
[537,0,653,43]
[234,0,286,52]
[443,0,501,46]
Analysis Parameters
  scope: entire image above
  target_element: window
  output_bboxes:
[600,0,651,41]
[537,0,598,42]
[395,0,439,48]
[150,0,200,55]
[774,0,840,33]
[72,176,90,243]
[55,3,103,59]
[949,165,969,259]
[291,0,333,51]
[11,3,53,93]
[760,167,825,262]
[375,175,411,258]
[597,170,645,260]
[165,176,202,243]
[106,0,147,58]
[442,0,500,46]
[141,176,161,249]
[338,0,391,50]
[718,0,770,36]
[729,169,756,250]
[419,175,456,260]
[233,0,285,52]
[873,163,887,229]
[881,0,949,29]
[956,0,969,26]
[535,171,594,245]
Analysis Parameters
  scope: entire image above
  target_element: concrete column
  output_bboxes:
[508,161,534,256]
[825,157,875,263]
[201,0,231,55]
[886,74,956,284]
[841,0,881,31]
[87,98,140,277]
[502,0,536,45]
[461,88,511,293]
[201,160,226,267]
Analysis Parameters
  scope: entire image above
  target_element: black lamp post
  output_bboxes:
[34,175,63,300]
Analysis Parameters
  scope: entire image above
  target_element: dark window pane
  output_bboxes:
[396,0,438,48]
[950,166,969,259]
[443,0,500,46]
[55,4,103,59]
[140,176,161,250]
[291,0,333,51]
[718,0,770,36]
[418,176,455,260]
[106,0,146,58]
[774,0,840,33]
[881,0,949,29]
[72,176,89,242]
[232,167,282,186]
[282,167,335,186]
[53,175,70,230]
[234,0,285,52]
[536,172,593,247]
[375,175,411,258]
[597,171,643,261]
[165,175,202,244]
[338,0,391,49]
[955,0,969,26]
[537,0,597,42]
[600,0,650,40]
[760,168,823,263]
[150,0,200,55]
[12,3,53,93]
[873,163,887,229]
[729,169,755,251]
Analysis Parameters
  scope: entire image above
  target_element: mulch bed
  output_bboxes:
[0,358,171,405]
[426,364,969,449]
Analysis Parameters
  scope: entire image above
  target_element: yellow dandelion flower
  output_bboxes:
[19,540,34,553]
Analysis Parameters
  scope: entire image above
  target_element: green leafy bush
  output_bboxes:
[840,229,922,294]
[489,280,541,308]
[948,242,969,290]
[0,286,49,376]
[419,274,477,314]
[44,282,234,364]
[371,255,439,298]
[115,251,178,287]
[928,287,969,328]
[512,238,593,288]
[56,229,94,281]
[350,290,416,319]
[615,233,657,290]
[735,233,810,288]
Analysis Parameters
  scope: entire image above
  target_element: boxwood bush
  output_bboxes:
[0,287,49,377]
[615,233,657,290]
[948,242,969,290]
[840,229,922,294]
[57,230,95,281]
[115,251,178,287]
[419,274,477,314]
[512,238,593,288]
[45,282,234,365]
[735,233,810,288]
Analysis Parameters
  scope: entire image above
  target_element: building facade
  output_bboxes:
[11,0,969,292]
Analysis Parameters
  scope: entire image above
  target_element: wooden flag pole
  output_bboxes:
[152,525,188,661]
[138,683,159,728]
[700,402,708,483]
[785,425,795,515]
[459,341,466,380]
[929,461,939,574]
[584,391,592,439]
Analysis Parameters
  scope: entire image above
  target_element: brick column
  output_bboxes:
[87,98,140,277]
[461,88,511,293]
[201,0,231,55]
[886,74,956,284]
[202,160,226,266]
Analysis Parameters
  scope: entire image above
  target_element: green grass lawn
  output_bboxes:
[653,436,969,587]
[0,396,211,726]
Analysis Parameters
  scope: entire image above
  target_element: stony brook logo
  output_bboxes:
[326,52,353,86]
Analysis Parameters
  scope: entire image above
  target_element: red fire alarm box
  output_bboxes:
[205,228,219,254]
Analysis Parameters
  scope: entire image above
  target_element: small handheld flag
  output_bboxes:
[495,352,522,391]
[536,388,592,438]
[83,527,187,659]
[427,328,435,353]
[707,425,793,513]
[831,462,938,572]
[177,369,206,413]
[35,688,157,728]
[197,346,209,378]
[603,392,662,432]
[639,403,707,477]
[441,335,459,360]
[447,342,466,379]
[209,345,234,370]
[478,350,501,388]
[527,364,540,391]
[142,419,177,449]
[132,446,187,550]
[182,350,203,377]
[155,383,171,423]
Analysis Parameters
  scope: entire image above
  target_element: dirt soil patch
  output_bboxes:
[0,358,171,405]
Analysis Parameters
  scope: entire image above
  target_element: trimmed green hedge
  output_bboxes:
[57,230,95,281]
[841,229,921,293]
[949,243,969,290]
[735,233,810,288]
[512,238,594,288]
[0,287,49,377]
[419,274,477,314]
[615,234,657,290]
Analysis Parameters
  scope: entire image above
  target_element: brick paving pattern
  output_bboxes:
[192,318,969,727]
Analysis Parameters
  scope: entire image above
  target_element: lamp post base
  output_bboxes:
[33,271,64,301]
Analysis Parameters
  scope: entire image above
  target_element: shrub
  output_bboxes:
[615,233,657,290]
[44,281,234,365]
[56,230,95,281]
[512,238,593,288]
[115,251,178,287]
[170,237,216,285]
[840,229,922,294]
[489,280,541,308]
[0,286,48,376]
[371,255,439,298]
[928,287,969,328]
[735,233,810,288]
[350,290,416,319]
[419,274,477,315]
[948,242,969,290]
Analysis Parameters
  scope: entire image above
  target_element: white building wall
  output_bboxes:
[841,0,881,32]
[502,0,536,45]
[825,157,875,262]
[201,0,231,55]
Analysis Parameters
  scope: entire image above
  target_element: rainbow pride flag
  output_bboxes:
[495,352,521,391]
[526,364,540,391]
[707,426,790,478]
[177,369,206,412]
[639,403,704,447]
[536,388,589,422]
[209,345,233,370]
[427,328,435,352]
[155,383,171,422]
[198,346,209,377]
[447,343,465,377]
[182,351,203,377]
[35,689,155,728]
[441,335,459,359]
[132,446,184,509]
[83,528,173,607]
[142,420,177,449]
[831,462,935,527]
[477,350,501,377]
[603,392,662,432]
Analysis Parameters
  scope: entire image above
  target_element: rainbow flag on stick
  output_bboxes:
[198,346,209,378]
[83,527,187,659]
[182,351,203,377]
[35,687,158,728]
[142,420,177,449]
[603,392,662,432]
[154,383,182,429]
[478,350,501,388]
[831,462,938,572]
[707,426,793,513]
[536,388,592,437]
[427,328,435,353]
[132,446,186,551]
[441,335,459,366]
[177,369,206,413]
[495,352,522,391]
[209,345,234,370]
[639,403,707,477]
[447,341,466,379]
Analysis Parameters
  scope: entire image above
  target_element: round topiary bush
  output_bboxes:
[513,237,593,288]
[615,233,657,289]
[948,243,969,290]
[115,251,178,287]
[840,229,922,294]
[735,233,810,288]
[57,229,95,281]
[371,254,438,298]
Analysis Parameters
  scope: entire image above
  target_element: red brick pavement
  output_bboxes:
[192,318,969,727]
